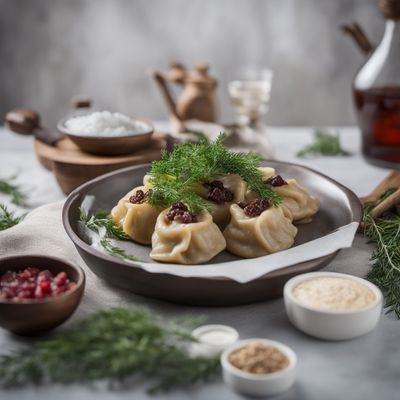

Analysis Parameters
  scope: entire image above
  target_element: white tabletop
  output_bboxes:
[1,125,398,400]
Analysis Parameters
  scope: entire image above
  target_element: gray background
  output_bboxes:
[0,0,386,128]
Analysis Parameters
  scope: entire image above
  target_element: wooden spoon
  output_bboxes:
[360,170,400,222]
[359,170,400,204]
[5,109,63,146]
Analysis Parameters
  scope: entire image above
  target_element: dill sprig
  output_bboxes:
[147,133,281,212]
[79,208,129,240]
[362,188,400,318]
[0,178,26,206]
[79,208,145,263]
[0,307,220,393]
[297,129,351,158]
[0,204,24,231]
[100,238,145,263]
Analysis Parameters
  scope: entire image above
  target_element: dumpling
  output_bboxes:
[246,170,319,223]
[223,200,297,258]
[271,179,319,223]
[150,203,226,264]
[111,186,160,244]
[143,173,152,187]
[199,174,246,228]
[257,167,276,180]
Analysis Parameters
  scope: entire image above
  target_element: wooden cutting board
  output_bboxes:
[34,132,167,194]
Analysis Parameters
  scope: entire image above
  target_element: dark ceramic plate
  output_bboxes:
[63,161,361,306]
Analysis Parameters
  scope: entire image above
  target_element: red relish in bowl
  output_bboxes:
[0,267,76,301]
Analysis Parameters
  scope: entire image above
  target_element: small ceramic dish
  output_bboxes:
[284,271,383,341]
[191,324,239,357]
[0,255,85,335]
[57,113,154,156]
[221,338,297,397]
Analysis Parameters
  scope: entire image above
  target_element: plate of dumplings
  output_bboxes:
[63,138,361,306]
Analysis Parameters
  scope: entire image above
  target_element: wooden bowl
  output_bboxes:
[0,255,85,335]
[57,114,154,156]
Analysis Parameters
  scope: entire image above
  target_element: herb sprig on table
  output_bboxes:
[0,204,24,231]
[147,133,282,212]
[297,129,351,158]
[0,178,26,206]
[0,307,219,393]
[362,188,400,318]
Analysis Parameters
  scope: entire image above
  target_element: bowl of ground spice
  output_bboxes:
[221,339,297,397]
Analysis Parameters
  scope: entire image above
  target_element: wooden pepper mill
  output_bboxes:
[153,63,218,124]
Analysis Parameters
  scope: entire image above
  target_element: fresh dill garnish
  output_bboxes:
[79,208,130,240]
[0,307,219,393]
[363,188,400,318]
[0,178,26,206]
[79,208,145,262]
[297,129,351,158]
[0,204,24,231]
[100,238,145,263]
[147,133,281,212]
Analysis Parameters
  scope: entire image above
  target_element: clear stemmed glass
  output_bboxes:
[228,68,274,157]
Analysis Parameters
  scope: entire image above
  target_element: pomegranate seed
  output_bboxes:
[0,267,75,301]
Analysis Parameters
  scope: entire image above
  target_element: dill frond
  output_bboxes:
[363,188,400,318]
[297,129,351,158]
[147,133,282,212]
[0,204,24,231]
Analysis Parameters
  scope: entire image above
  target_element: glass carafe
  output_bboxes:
[353,1,400,168]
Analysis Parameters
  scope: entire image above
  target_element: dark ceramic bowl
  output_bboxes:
[0,255,85,335]
[62,161,362,307]
[57,114,154,156]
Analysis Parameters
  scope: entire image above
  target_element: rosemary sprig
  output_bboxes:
[362,188,400,317]
[297,129,351,158]
[0,307,220,393]
[0,204,24,231]
[0,178,26,206]
[148,133,282,212]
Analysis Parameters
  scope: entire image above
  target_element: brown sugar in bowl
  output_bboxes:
[0,255,85,335]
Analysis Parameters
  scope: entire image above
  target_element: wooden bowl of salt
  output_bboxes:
[57,111,154,156]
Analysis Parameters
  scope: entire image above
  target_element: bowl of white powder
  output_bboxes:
[58,111,154,155]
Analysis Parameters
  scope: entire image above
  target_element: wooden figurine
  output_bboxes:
[153,63,218,124]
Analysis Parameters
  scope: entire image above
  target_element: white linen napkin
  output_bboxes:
[0,202,359,285]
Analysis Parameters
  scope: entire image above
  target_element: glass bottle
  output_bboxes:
[353,0,400,168]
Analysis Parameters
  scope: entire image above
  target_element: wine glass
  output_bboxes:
[228,68,274,157]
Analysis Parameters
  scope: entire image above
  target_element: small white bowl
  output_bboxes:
[221,338,297,397]
[284,272,383,341]
[191,324,239,358]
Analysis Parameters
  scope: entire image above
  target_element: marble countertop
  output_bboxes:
[0,125,399,400]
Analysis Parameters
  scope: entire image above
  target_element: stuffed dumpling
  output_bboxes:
[111,186,160,244]
[150,202,226,264]
[223,199,297,258]
[246,170,319,223]
[199,174,246,228]
[265,176,320,223]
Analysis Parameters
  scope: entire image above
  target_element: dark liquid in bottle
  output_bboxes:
[353,86,400,166]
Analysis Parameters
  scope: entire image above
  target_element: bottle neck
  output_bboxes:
[355,19,400,90]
